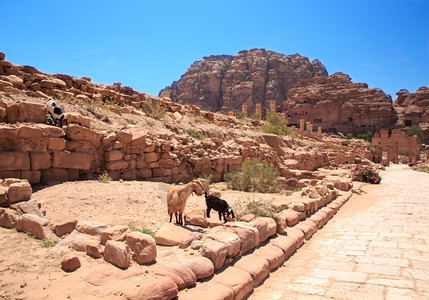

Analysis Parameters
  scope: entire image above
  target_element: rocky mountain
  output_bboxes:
[394,87,429,141]
[159,49,328,114]
[280,73,398,135]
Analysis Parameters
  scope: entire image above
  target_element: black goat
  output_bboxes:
[204,191,235,223]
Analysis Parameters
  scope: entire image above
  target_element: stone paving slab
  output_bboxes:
[249,166,429,299]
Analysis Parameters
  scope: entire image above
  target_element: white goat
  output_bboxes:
[167,180,204,226]
[46,99,67,127]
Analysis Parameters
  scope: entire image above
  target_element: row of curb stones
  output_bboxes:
[178,191,354,300]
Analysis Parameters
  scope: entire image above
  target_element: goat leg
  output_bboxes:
[206,208,211,218]
[169,214,173,223]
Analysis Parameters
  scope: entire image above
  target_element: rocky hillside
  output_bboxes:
[394,87,429,141]
[280,72,398,135]
[0,51,373,186]
[159,49,328,114]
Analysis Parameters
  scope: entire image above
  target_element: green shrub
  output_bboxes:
[225,158,282,193]
[356,131,374,142]
[368,146,375,153]
[406,124,424,143]
[261,111,298,138]
[141,100,165,120]
[235,111,245,120]
[342,141,349,146]
[98,171,112,183]
[235,198,282,228]
[347,133,354,139]
[128,224,155,238]
[197,173,212,191]
[187,129,205,140]
[249,112,261,120]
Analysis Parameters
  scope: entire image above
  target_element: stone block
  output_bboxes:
[7,181,32,204]
[76,220,110,236]
[58,229,99,252]
[100,225,130,245]
[179,281,233,300]
[249,218,270,243]
[86,241,103,259]
[53,218,78,237]
[153,260,196,290]
[10,199,43,217]
[0,186,8,206]
[16,214,56,240]
[104,240,130,269]
[234,254,270,286]
[181,255,214,280]
[155,223,195,246]
[270,235,297,260]
[0,208,19,228]
[199,240,228,270]
[126,231,157,264]
[61,254,81,272]
[105,150,123,162]
[52,151,91,170]
[0,151,30,171]
[184,209,208,228]
[106,160,128,171]
[65,124,101,146]
[206,229,241,257]
[124,275,178,300]
[254,243,285,270]
[17,102,45,123]
[30,152,51,170]
[20,170,41,184]
[213,267,253,300]
[41,168,69,182]
[48,138,66,150]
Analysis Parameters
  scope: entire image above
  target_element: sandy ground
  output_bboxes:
[0,177,302,300]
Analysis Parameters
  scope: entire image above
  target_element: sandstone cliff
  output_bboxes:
[280,73,398,135]
[394,87,429,141]
[159,49,328,114]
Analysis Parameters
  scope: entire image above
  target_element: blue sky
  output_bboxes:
[1,0,428,100]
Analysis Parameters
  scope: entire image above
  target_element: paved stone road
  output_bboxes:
[250,165,429,299]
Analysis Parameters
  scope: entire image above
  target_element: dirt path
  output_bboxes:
[249,165,429,299]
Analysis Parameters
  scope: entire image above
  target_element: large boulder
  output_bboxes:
[126,231,157,264]
[234,254,270,286]
[5,180,32,204]
[199,240,228,270]
[76,220,110,236]
[104,240,131,269]
[16,214,56,240]
[61,254,81,272]
[155,223,195,246]
[0,208,19,228]
[100,225,131,245]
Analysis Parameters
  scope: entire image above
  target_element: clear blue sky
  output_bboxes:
[1,0,428,100]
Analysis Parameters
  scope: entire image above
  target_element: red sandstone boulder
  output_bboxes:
[249,218,270,243]
[53,218,78,237]
[6,180,32,204]
[254,243,285,271]
[58,229,100,252]
[87,241,103,259]
[16,214,56,240]
[126,231,157,264]
[206,229,241,257]
[181,255,214,280]
[100,225,131,245]
[155,223,195,246]
[153,260,196,290]
[104,240,131,269]
[0,208,19,228]
[199,239,228,270]
[184,209,209,227]
[76,220,110,236]
[61,254,81,272]
[10,199,44,217]
[0,152,30,171]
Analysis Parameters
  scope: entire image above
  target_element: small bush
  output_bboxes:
[342,141,349,146]
[41,239,57,248]
[235,112,245,120]
[356,131,374,142]
[347,133,354,139]
[98,171,112,183]
[406,124,424,143]
[368,146,375,153]
[249,112,260,120]
[141,100,165,120]
[235,199,282,228]
[351,165,381,184]
[128,224,155,238]
[260,112,299,138]
[225,158,282,193]
[187,129,205,140]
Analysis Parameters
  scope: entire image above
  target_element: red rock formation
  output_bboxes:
[160,49,328,114]
[394,87,429,141]
[280,72,397,135]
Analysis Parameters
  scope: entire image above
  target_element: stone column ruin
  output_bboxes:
[373,144,382,163]
[255,103,262,120]
[269,100,276,112]
[299,119,305,131]
[242,105,248,118]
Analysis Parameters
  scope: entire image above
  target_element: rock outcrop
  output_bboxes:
[394,87,429,141]
[160,49,328,114]
[280,72,398,135]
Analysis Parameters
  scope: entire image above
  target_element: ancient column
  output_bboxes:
[388,142,398,164]
[255,103,262,120]
[318,127,322,137]
[374,144,382,163]
[269,100,276,112]
[228,111,234,117]
[408,136,419,165]
[308,123,313,134]
[306,122,311,134]
[242,105,248,118]
[299,119,305,131]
